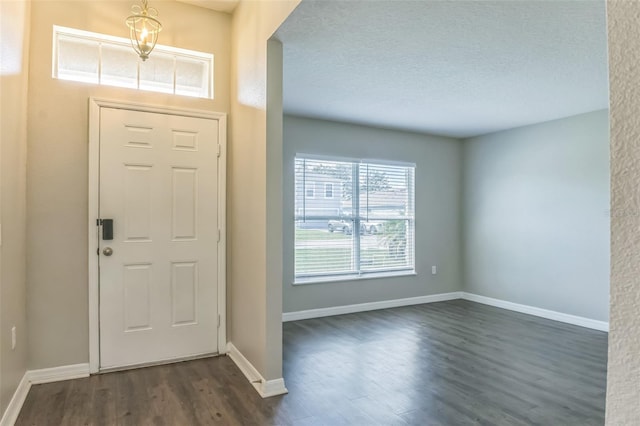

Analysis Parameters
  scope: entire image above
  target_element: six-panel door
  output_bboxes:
[99,107,219,369]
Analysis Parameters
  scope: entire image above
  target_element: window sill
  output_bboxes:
[293,270,416,285]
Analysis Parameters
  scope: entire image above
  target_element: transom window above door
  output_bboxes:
[52,26,214,99]
[294,156,416,283]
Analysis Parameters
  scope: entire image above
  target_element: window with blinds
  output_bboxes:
[295,156,415,282]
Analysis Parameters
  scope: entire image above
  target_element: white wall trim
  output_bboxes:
[282,292,463,322]
[461,292,609,332]
[88,97,101,374]
[0,373,30,426]
[88,98,227,372]
[27,363,90,385]
[226,343,288,398]
[283,291,609,332]
[216,114,228,354]
[0,363,90,426]
[260,378,288,398]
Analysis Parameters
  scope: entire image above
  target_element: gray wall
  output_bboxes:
[463,110,610,321]
[283,115,464,313]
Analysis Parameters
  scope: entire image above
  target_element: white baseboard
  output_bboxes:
[0,373,30,426]
[226,343,288,398]
[282,292,462,322]
[259,378,288,398]
[282,291,608,332]
[27,363,90,385]
[0,363,90,426]
[461,292,609,332]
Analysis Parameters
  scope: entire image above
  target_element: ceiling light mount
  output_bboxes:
[126,0,162,61]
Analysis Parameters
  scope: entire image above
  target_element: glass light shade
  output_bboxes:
[126,0,162,61]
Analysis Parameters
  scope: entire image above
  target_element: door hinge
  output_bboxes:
[217,314,221,328]
[217,144,221,158]
[217,229,221,242]
[97,218,102,226]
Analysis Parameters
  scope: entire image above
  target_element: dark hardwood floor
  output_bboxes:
[16,300,608,425]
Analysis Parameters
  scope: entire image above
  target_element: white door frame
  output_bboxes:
[88,97,227,374]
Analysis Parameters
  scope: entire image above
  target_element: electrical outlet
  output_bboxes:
[11,326,16,350]
[431,265,437,275]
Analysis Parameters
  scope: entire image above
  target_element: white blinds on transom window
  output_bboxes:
[294,157,415,281]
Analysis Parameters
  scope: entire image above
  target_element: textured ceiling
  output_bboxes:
[275,0,609,138]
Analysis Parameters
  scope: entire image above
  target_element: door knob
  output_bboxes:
[103,247,113,256]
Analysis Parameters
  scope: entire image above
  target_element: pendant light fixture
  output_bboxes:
[126,0,162,61]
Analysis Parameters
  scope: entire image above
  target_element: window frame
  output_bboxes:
[294,155,416,284]
[52,25,214,99]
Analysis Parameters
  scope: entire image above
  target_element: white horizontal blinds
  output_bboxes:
[294,158,353,220]
[295,226,356,276]
[359,163,414,220]
[295,156,416,280]
[53,26,213,99]
[295,158,356,276]
[358,163,415,272]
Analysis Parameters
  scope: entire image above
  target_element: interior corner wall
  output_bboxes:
[605,1,640,423]
[26,0,231,370]
[0,0,30,414]
[228,0,299,381]
[462,110,610,322]
[283,115,464,313]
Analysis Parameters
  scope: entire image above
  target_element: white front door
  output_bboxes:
[98,107,219,370]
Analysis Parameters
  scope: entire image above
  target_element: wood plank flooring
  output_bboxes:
[16,300,607,425]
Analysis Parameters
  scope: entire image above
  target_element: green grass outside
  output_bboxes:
[295,247,408,274]
[295,248,352,273]
[295,228,349,241]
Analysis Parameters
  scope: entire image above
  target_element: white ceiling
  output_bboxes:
[176,0,238,14]
[275,0,609,138]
